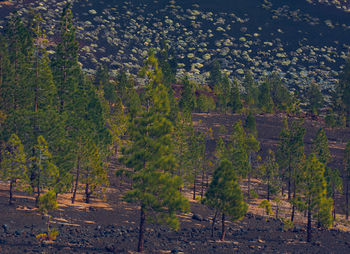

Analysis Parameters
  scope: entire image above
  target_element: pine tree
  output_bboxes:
[261,149,279,201]
[121,54,189,253]
[245,111,257,137]
[179,76,196,113]
[313,128,331,165]
[216,74,231,113]
[269,72,293,112]
[245,133,260,198]
[333,55,350,126]
[80,142,109,203]
[188,130,205,200]
[299,154,331,242]
[202,160,248,240]
[276,117,289,196]
[209,60,222,89]
[258,78,274,113]
[243,70,258,108]
[230,78,242,113]
[227,120,250,179]
[306,83,324,115]
[324,167,342,222]
[52,3,80,113]
[173,112,193,190]
[0,134,28,205]
[30,136,59,205]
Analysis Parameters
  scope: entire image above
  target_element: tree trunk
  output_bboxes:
[201,170,205,199]
[291,181,296,222]
[85,183,90,204]
[288,162,291,200]
[332,188,336,224]
[9,179,14,205]
[211,210,218,237]
[267,180,270,201]
[275,204,279,219]
[193,174,196,200]
[71,156,80,204]
[248,172,251,199]
[307,201,312,242]
[346,181,349,220]
[35,164,41,206]
[137,206,146,253]
[221,213,226,241]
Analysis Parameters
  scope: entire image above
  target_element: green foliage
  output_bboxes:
[332,55,350,126]
[203,160,248,221]
[30,136,59,198]
[52,3,80,113]
[245,111,257,136]
[258,78,274,113]
[227,120,250,178]
[230,78,243,113]
[1,134,28,183]
[0,134,28,203]
[196,93,216,113]
[38,190,58,214]
[306,83,324,115]
[179,76,196,113]
[259,199,272,215]
[313,128,331,165]
[269,73,293,112]
[209,60,222,89]
[121,53,189,244]
[281,218,294,231]
[325,109,336,128]
[243,70,258,108]
[299,154,333,238]
[124,171,189,229]
[261,149,280,200]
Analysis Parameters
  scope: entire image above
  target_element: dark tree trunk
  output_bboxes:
[288,162,291,200]
[201,170,205,199]
[275,204,279,219]
[248,172,251,199]
[211,210,218,237]
[35,165,41,206]
[71,156,80,204]
[346,181,349,220]
[267,180,270,201]
[193,174,196,200]
[85,183,91,204]
[9,179,14,205]
[332,188,336,224]
[221,213,226,241]
[291,182,296,222]
[137,206,146,253]
[307,202,312,242]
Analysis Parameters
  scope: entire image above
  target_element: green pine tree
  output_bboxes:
[0,134,28,205]
[299,154,332,242]
[306,83,324,115]
[52,3,80,113]
[30,136,59,205]
[121,54,189,253]
[179,76,196,113]
[243,70,258,108]
[202,160,248,240]
[261,149,279,201]
[258,78,274,113]
[230,78,242,113]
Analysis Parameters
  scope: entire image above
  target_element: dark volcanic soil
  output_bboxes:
[0,113,350,253]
